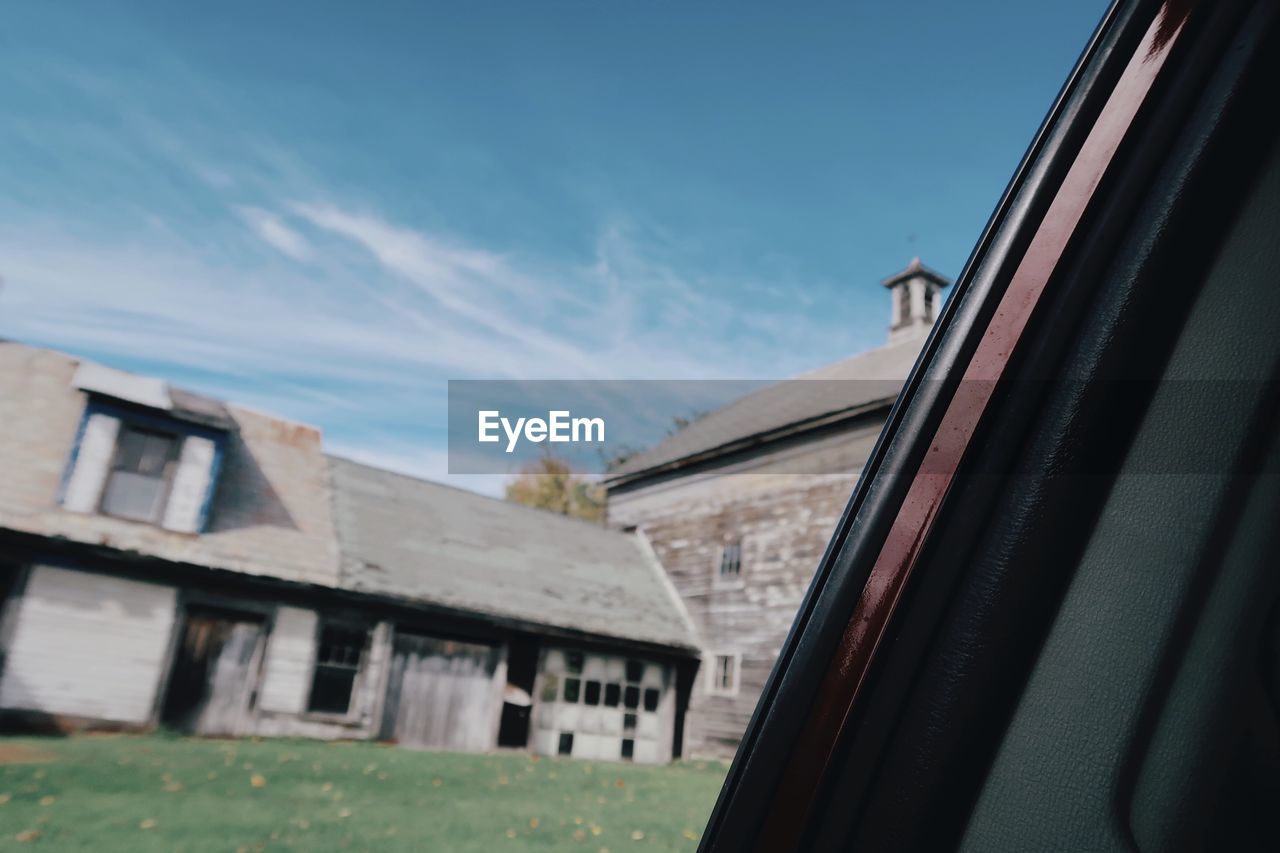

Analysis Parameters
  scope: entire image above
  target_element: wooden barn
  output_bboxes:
[604,259,948,758]
[0,341,699,763]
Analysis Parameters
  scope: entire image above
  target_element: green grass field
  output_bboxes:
[0,734,727,851]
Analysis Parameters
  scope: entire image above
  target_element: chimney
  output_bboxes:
[881,257,951,344]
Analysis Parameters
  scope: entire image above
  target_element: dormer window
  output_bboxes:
[100,425,181,523]
[60,362,232,534]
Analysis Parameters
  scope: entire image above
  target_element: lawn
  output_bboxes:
[0,734,727,851]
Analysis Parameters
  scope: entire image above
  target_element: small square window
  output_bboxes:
[643,688,660,712]
[563,678,581,703]
[541,674,560,702]
[565,651,584,673]
[621,738,634,760]
[624,685,640,709]
[623,713,636,732]
[558,732,574,755]
[718,540,742,578]
[625,659,644,683]
[604,683,621,707]
[584,681,601,706]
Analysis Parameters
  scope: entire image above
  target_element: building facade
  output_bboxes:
[0,341,699,763]
[605,260,949,758]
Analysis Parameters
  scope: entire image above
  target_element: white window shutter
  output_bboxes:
[62,413,120,512]
[161,435,216,533]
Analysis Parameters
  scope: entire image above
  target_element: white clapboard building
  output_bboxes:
[0,341,699,763]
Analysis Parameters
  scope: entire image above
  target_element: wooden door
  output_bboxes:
[379,633,503,752]
[161,609,264,736]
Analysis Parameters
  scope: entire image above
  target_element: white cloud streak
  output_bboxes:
[237,206,312,261]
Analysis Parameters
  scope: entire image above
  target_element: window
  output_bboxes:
[621,738,634,760]
[584,681,601,706]
[307,624,369,715]
[563,677,581,703]
[718,539,743,579]
[99,425,179,523]
[557,732,574,756]
[643,688,660,712]
[624,685,640,709]
[707,653,739,696]
[604,683,621,707]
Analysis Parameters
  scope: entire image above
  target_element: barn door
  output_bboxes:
[161,608,265,736]
[379,633,503,752]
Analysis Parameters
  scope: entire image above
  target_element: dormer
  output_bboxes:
[882,257,952,344]
[59,362,234,533]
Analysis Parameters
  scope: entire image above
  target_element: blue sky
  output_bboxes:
[0,0,1108,493]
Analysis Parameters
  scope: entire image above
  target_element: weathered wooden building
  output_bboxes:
[0,341,699,763]
[604,259,948,758]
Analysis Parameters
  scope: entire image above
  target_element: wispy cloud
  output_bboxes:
[237,206,312,261]
[0,50,871,493]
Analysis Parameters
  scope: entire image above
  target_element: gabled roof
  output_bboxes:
[604,334,924,484]
[880,256,951,289]
[328,456,700,652]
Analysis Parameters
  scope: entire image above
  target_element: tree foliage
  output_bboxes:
[504,454,604,522]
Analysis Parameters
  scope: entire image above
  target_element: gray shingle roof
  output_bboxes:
[328,456,699,652]
[606,335,925,482]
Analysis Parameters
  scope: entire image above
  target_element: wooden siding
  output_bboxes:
[0,565,177,723]
[256,606,317,714]
[608,423,882,758]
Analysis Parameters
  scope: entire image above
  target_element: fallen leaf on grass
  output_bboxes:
[0,793,10,804]
[250,774,267,788]
[38,795,55,806]
[572,829,587,842]
[591,825,602,836]
[683,829,699,840]
[630,830,645,841]
[505,829,517,839]
[615,778,626,788]
[140,818,158,830]
[529,818,540,829]
[321,782,334,792]
[15,830,40,842]
[164,782,184,793]
[431,778,443,787]
[337,807,352,819]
